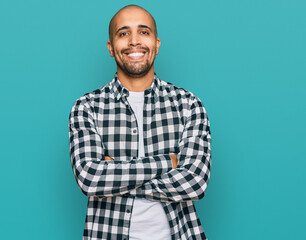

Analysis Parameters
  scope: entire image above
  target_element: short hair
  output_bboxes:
[108,4,157,41]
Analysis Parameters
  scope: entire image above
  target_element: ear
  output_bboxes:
[107,40,114,57]
[155,38,161,55]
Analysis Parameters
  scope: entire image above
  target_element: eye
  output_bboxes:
[119,32,128,37]
[140,30,149,35]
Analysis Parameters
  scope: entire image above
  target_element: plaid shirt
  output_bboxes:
[69,74,211,240]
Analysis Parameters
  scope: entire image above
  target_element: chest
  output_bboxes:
[94,97,185,159]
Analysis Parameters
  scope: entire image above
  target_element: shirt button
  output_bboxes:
[126,209,130,213]
[133,129,137,134]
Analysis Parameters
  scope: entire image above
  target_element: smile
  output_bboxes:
[128,52,144,57]
[125,51,146,60]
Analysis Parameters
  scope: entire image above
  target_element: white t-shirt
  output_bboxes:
[127,91,171,240]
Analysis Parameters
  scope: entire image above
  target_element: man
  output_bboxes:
[69,5,211,240]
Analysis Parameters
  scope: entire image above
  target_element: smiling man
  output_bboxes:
[69,5,211,240]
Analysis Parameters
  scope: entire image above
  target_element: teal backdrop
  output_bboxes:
[1,0,305,239]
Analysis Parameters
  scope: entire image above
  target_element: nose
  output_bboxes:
[128,32,140,46]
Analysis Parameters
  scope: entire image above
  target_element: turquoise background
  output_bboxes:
[1,0,305,239]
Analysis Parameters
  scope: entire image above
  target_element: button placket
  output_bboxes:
[124,96,139,157]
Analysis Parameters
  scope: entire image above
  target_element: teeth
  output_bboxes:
[128,52,144,57]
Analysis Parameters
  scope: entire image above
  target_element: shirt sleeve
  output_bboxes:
[69,96,173,197]
[128,95,211,203]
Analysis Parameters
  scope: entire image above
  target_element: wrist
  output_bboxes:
[170,154,177,169]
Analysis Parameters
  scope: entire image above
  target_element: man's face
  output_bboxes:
[107,7,161,78]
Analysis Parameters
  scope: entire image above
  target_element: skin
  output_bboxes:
[107,6,160,92]
[105,6,177,169]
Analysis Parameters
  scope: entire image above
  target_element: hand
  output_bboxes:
[105,156,114,161]
[169,154,177,169]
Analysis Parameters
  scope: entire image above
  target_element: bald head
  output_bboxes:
[108,5,157,42]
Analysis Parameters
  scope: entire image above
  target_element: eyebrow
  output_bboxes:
[139,25,152,31]
[115,25,152,35]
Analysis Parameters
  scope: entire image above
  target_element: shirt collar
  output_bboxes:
[112,73,161,102]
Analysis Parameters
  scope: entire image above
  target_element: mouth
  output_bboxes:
[125,51,145,60]
[123,48,148,61]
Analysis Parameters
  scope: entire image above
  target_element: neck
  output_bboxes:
[117,67,155,92]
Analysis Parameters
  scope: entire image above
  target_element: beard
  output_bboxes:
[114,47,156,78]
[116,59,154,78]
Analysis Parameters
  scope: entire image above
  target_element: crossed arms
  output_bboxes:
[104,155,178,169]
[69,96,211,203]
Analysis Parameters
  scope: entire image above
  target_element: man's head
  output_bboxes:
[107,5,161,78]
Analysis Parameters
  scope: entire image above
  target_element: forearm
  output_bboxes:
[70,137,173,197]
[128,142,211,203]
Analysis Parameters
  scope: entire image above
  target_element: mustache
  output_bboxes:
[121,47,149,54]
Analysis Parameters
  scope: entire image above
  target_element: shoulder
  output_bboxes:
[71,80,114,111]
[158,78,209,129]
[158,77,205,107]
